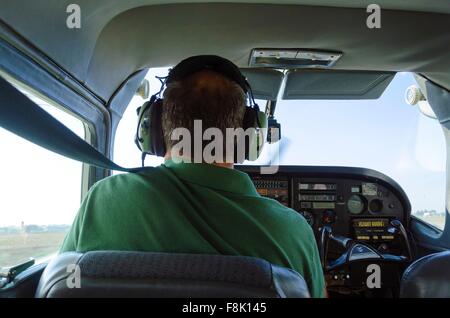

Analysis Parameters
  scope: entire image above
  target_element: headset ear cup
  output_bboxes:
[257,110,268,139]
[136,98,166,157]
[149,99,166,157]
[241,107,267,161]
[135,101,152,153]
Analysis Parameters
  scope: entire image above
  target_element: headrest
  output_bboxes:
[35,251,310,298]
[400,251,450,298]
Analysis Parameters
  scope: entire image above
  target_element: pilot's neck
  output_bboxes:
[164,153,234,169]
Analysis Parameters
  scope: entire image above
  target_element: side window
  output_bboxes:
[408,118,447,230]
[0,84,84,267]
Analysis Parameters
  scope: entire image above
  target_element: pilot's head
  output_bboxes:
[162,69,247,164]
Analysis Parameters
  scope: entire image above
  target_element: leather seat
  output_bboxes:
[35,251,310,298]
[400,251,450,298]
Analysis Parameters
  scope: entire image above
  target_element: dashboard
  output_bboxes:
[238,165,411,263]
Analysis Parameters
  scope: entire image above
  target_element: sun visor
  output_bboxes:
[283,70,395,100]
[425,80,450,130]
[240,68,284,101]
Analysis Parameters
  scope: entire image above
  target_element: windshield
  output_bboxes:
[115,71,446,229]
[252,73,447,229]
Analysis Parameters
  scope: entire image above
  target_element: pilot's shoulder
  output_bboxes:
[265,203,317,249]
[280,205,310,228]
[260,198,310,229]
[88,166,165,195]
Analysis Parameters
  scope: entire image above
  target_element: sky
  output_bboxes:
[0,71,447,228]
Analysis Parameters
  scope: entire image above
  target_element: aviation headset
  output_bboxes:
[135,55,268,163]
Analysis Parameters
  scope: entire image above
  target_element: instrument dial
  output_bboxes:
[347,195,366,215]
[369,198,383,213]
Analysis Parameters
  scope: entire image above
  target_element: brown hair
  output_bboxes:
[161,70,246,159]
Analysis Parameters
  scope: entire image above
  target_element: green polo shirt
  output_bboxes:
[61,160,325,297]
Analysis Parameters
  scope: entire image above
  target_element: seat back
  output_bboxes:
[35,251,310,298]
[400,251,450,298]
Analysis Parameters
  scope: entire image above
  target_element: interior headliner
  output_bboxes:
[0,1,449,102]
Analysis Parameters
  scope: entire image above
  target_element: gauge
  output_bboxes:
[299,211,314,227]
[369,199,383,213]
[347,195,366,215]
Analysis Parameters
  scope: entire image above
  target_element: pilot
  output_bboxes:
[60,55,326,298]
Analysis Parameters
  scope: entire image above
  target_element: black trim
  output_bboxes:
[109,69,148,160]
[0,263,46,298]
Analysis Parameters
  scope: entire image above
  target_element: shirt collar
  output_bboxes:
[162,159,259,196]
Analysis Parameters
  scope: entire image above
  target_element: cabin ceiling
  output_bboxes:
[0,1,449,102]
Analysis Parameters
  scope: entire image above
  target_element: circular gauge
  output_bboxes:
[299,211,314,227]
[369,199,383,213]
[347,195,366,215]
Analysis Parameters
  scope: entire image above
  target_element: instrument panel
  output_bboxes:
[238,166,411,257]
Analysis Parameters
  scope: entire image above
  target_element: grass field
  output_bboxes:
[0,232,67,267]
[0,215,446,268]
[417,215,446,230]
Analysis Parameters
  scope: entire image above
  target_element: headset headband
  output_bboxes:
[135,55,267,164]
[166,55,249,94]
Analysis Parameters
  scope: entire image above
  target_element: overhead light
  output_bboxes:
[405,85,436,119]
[405,85,425,105]
[249,49,342,69]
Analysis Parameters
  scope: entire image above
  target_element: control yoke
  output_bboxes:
[389,220,413,261]
[319,222,411,271]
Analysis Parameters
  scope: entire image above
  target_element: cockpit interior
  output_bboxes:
[1,0,450,300]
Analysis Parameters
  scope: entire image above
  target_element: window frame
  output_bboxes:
[0,79,91,268]
[0,36,111,199]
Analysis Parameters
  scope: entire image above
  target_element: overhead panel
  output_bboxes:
[240,68,284,101]
[282,70,395,100]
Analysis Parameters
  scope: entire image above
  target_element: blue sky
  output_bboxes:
[269,73,446,213]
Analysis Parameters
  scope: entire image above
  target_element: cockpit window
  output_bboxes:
[0,84,84,267]
[115,71,446,230]
[253,73,447,229]
[114,68,166,170]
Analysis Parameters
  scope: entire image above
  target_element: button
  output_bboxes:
[322,210,336,224]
